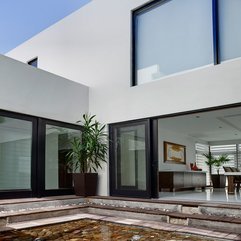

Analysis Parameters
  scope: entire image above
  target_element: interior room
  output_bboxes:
[158,106,241,203]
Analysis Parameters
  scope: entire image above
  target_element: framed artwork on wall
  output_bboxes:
[164,141,186,164]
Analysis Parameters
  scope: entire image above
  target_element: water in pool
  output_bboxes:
[0,219,216,240]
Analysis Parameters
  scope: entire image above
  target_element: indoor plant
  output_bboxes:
[212,154,230,188]
[203,153,230,188]
[66,113,108,196]
[202,153,215,186]
[213,154,230,175]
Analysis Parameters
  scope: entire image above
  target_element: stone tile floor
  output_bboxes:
[159,188,241,204]
[2,213,240,241]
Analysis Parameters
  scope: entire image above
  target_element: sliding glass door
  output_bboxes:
[109,120,152,198]
[0,111,37,198]
[38,119,82,196]
[0,110,82,199]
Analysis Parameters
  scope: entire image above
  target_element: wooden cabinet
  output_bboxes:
[159,171,206,192]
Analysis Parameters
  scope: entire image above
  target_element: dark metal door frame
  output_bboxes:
[109,119,158,198]
[0,109,82,199]
[37,118,82,197]
[0,110,38,199]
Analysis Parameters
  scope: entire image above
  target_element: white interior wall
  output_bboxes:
[5,0,241,195]
[158,121,197,171]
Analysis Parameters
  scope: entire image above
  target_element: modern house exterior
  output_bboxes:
[0,54,89,198]
[2,0,241,199]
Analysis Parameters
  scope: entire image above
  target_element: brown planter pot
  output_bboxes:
[211,174,226,188]
[73,173,98,197]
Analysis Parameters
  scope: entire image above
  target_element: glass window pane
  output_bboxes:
[45,125,81,190]
[135,0,213,85]
[116,124,146,191]
[27,58,38,67]
[0,116,32,190]
[219,0,241,62]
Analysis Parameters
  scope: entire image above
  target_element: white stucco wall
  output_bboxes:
[7,0,241,123]
[0,54,89,123]
[6,0,241,195]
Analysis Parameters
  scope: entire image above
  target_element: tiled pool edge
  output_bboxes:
[1,196,241,240]
[5,213,240,241]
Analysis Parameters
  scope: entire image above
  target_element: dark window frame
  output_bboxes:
[27,57,38,67]
[38,118,82,197]
[109,102,241,199]
[109,119,156,198]
[0,109,38,198]
[0,109,82,199]
[131,0,220,86]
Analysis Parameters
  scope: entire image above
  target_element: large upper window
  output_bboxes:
[219,0,241,62]
[134,0,213,85]
[132,0,241,85]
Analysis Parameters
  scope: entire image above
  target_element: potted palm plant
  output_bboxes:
[202,153,215,186]
[66,113,108,196]
[203,153,230,188]
[212,154,230,188]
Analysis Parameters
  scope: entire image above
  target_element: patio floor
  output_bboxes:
[159,187,241,204]
[0,193,241,240]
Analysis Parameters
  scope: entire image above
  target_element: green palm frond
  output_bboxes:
[202,153,230,175]
[202,153,216,166]
[66,113,108,173]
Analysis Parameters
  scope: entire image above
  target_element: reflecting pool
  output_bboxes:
[0,219,215,240]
